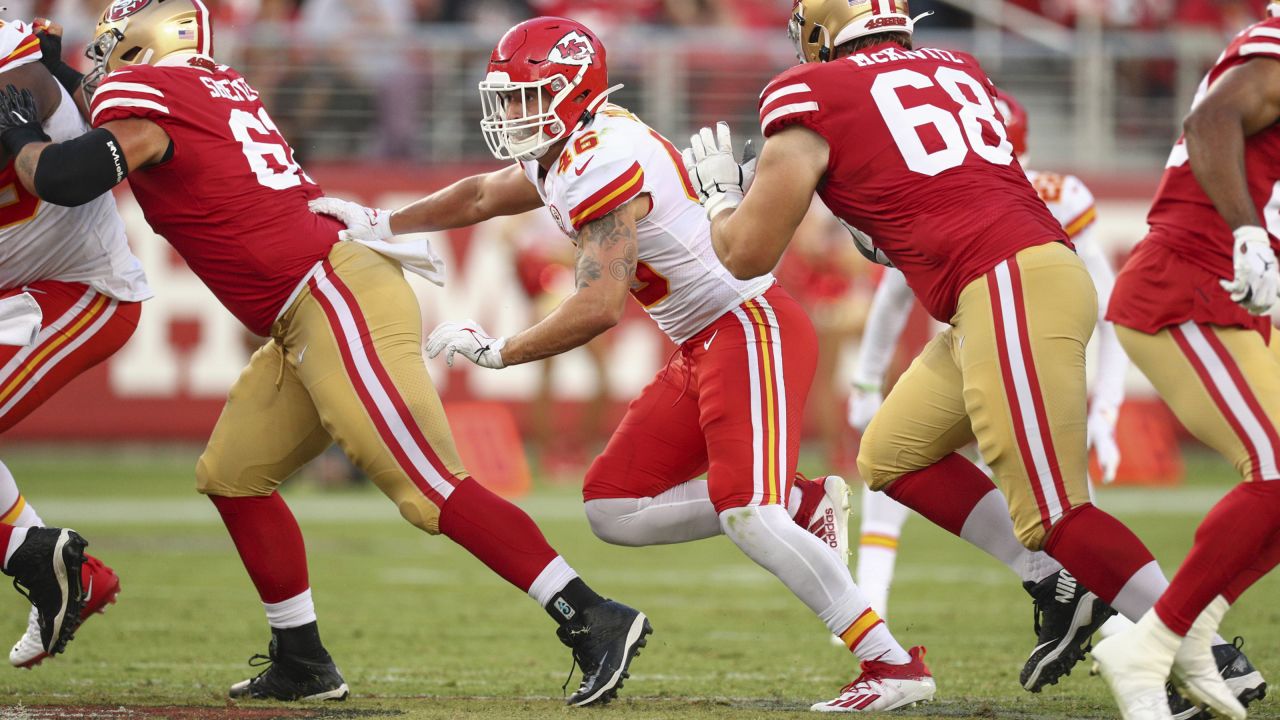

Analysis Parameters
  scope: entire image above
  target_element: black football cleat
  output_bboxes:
[3,527,87,657]
[1020,569,1117,692]
[229,630,349,701]
[557,600,652,706]
[1168,637,1267,720]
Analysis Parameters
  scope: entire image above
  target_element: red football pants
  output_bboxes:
[584,285,817,513]
[0,282,140,433]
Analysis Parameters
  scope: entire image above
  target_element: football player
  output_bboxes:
[1091,3,1280,718]
[844,88,1133,692]
[684,0,1178,709]
[317,16,935,713]
[0,16,146,669]
[0,0,650,705]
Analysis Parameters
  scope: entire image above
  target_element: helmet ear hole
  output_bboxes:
[120,46,142,62]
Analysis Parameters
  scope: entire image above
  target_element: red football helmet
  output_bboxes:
[479,17,620,161]
[993,88,1028,159]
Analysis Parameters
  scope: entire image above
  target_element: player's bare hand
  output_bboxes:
[308,196,394,243]
[680,121,752,221]
[426,320,506,370]
[1220,225,1280,315]
[34,18,63,38]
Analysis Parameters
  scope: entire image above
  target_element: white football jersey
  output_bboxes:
[521,105,773,344]
[0,20,150,302]
[1025,169,1097,242]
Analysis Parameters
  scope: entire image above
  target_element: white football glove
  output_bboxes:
[1086,403,1121,484]
[847,384,883,432]
[425,320,506,370]
[1219,225,1280,315]
[309,196,395,243]
[680,121,755,221]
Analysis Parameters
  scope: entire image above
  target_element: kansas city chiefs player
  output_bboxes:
[684,0,1179,709]
[0,0,651,705]
[844,87,1136,692]
[0,16,146,670]
[1092,3,1280,718]
[315,16,935,712]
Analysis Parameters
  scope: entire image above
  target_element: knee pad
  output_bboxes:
[397,494,442,535]
[856,431,901,492]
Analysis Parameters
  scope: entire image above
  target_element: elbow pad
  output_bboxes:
[33,128,128,207]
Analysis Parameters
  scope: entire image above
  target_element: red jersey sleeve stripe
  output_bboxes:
[760,101,820,134]
[1238,42,1280,58]
[0,36,39,69]
[759,82,812,112]
[1248,26,1280,40]
[90,96,171,125]
[569,162,645,230]
[93,81,164,98]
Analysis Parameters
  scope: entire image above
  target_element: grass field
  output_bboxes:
[0,445,1274,719]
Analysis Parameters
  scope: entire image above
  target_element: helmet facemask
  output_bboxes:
[83,27,125,99]
[479,65,586,162]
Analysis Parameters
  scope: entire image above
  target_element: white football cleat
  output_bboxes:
[811,646,935,712]
[794,474,851,565]
[1170,598,1246,720]
[1093,612,1181,720]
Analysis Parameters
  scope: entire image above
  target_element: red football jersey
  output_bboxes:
[89,55,340,336]
[758,42,1065,322]
[1109,17,1280,336]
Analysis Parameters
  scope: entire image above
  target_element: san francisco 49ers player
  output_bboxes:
[0,0,651,705]
[1091,4,1280,718]
[0,16,145,670]
[315,16,935,713]
[844,88,1134,692]
[684,0,1178,708]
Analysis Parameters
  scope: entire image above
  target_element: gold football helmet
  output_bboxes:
[84,0,213,96]
[788,0,921,63]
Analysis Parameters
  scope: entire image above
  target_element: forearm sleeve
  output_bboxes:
[32,128,128,207]
[852,268,915,389]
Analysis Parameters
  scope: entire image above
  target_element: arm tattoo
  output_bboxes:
[576,204,639,289]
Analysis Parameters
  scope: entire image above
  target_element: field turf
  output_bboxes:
[0,446,1275,719]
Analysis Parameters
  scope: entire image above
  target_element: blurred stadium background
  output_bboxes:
[1,0,1279,716]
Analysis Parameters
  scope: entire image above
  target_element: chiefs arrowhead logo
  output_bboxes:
[105,0,153,22]
[548,30,595,66]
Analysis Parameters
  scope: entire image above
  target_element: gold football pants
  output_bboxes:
[1119,322,1280,483]
[196,242,468,534]
[858,243,1095,549]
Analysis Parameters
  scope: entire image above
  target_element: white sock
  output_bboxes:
[959,489,1063,583]
[583,480,722,546]
[264,588,317,629]
[2,525,28,570]
[526,555,578,607]
[1111,559,1170,622]
[856,485,910,618]
[1098,613,1136,639]
[0,460,42,528]
[719,504,910,664]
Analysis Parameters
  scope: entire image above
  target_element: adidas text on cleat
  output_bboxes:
[1020,569,1116,692]
[557,600,652,707]
[794,474,851,565]
[811,646,935,713]
[11,553,120,668]
[3,527,87,658]
[229,632,349,701]
[1168,638,1267,720]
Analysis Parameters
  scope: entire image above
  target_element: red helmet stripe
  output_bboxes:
[191,0,210,54]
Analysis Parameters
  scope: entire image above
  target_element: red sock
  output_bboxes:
[1224,525,1280,603]
[210,493,309,604]
[0,523,12,570]
[884,453,996,535]
[1155,482,1280,634]
[439,478,559,593]
[1044,504,1157,609]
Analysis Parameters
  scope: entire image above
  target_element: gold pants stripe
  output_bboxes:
[1158,322,1280,481]
[307,259,460,506]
